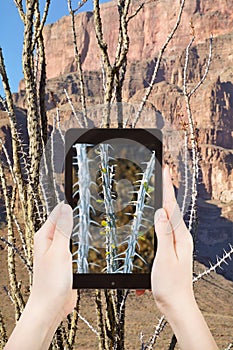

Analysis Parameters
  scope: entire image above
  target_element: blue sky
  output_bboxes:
[0,0,110,95]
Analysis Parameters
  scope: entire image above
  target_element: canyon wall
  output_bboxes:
[13,0,233,203]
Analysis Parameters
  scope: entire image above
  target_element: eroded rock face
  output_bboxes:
[42,0,233,79]
[11,0,233,203]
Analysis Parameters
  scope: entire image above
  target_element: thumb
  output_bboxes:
[52,203,73,250]
[154,208,174,255]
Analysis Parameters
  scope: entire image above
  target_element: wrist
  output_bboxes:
[5,294,61,350]
[162,296,218,350]
[155,290,197,318]
[27,292,63,327]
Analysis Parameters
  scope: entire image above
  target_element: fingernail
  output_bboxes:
[154,208,166,223]
[49,202,63,225]
[56,203,73,238]
[60,203,72,216]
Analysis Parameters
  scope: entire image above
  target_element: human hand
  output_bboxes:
[151,165,194,314]
[5,203,77,350]
[150,166,218,349]
[31,202,77,321]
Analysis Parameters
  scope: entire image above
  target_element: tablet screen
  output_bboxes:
[65,129,162,288]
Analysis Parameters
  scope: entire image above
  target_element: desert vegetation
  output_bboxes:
[0,0,232,349]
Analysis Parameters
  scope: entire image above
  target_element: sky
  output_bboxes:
[0,0,110,96]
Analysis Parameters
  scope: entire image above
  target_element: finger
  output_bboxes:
[52,203,73,251]
[154,208,175,257]
[34,202,63,256]
[163,165,189,242]
[136,290,145,296]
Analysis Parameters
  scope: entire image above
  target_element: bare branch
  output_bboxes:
[0,137,16,183]
[14,0,26,23]
[77,312,98,336]
[51,116,61,203]
[168,334,177,350]
[32,0,51,49]
[127,2,144,22]
[0,48,27,206]
[67,305,80,348]
[144,316,167,349]
[0,236,33,273]
[56,105,65,143]
[182,34,213,235]
[93,0,114,127]
[68,0,88,127]
[95,290,108,349]
[0,310,7,347]
[193,244,233,283]
[64,88,85,128]
[225,342,233,350]
[183,36,195,96]
[183,35,199,232]
[181,129,189,215]
[73,0,89,13]
[0,161,25,319]
[114,0,131,70]
[3,286,14,304]
[188,35,213,98]
[131,0,186,128]
[93,0,111,70]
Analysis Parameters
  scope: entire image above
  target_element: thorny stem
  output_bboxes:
[73,144,92,273]
[123,152,155,273]
[181,129,189,216]
[188,35,213,98]
[64,88,85,128]
[99,144,118,273]
[0,309,7,347]
[144,316,167,350]
[183,35,213,233]
[0,237,33,273]
[193,244,233,283]
[93,0,113,128]
[51,116,60,204]
[225,342,233,350]
[0,50,29,235]
[68,0,88,128]
[67,291,81,348]
[0,161,25,320]
[94,0,133,127]
[183,36,198,234]
[95,290,108,350]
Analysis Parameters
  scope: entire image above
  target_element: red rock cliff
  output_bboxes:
[42,0,233,79]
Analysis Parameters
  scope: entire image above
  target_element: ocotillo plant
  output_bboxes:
[123,152,155,273]
[72,143,92,273]
[99,143,118,273]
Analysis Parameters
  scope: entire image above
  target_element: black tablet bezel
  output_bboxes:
[65,128,162,289]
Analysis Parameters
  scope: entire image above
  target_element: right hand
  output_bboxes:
[151,165,195,314]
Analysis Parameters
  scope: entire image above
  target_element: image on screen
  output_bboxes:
[71,138,155,274]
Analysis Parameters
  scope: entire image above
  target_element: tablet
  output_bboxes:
[65,128,162,289]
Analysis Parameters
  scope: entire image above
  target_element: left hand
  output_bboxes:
[31,202,77,321]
